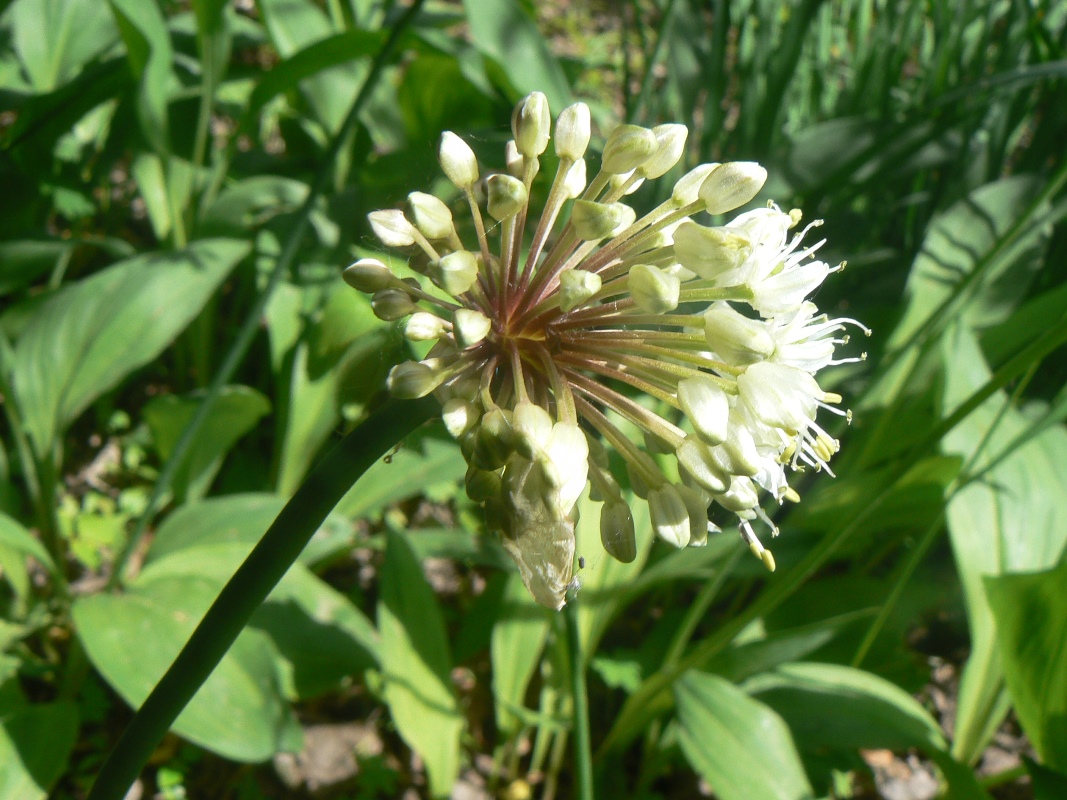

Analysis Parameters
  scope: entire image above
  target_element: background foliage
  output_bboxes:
[1,0,1066,797]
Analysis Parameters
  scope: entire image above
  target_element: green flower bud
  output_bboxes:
[442,397,479,438]
[343,258,394,292]
[368,209,417,248]
[465,463,502,503]
[698,161,767,215]
[676,438,730,494]
[571,200,636,241]
[672,220,752,281]
[472,408,514,470]
[432,250,479,295]
[711,419,760,477]
[371,289,418,321]
[677,483,710,547]
[387,360,445,398]
[563,158,587,199]
[403,311,448,342]
[559,268,602,312]
[600,500,637,563]
[439,131,479,189]
[703,302,774,364]
[407,191,454,240]
[677,374,729,445]
[453,308,492,348]
[511,91,551,158]
[672,163,719,206]
[555,102,591,160]
[505,140,524,178]
[638,124,688,179]
[648,483,691,547]
[602,124,658,174]
[487,174,529,221]
[512,401,553,459]
[625,461,651,499]
[628,263,680,314]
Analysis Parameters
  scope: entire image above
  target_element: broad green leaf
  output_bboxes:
[745,662,946,752]
[491,572,551,734]
[461,0,571,110]
[199,176,310,237]
[336,433,466,519]
[1026,758,1067,800]
[675,671,814,800]
[74,577,301,762]
[0,512,55,575]
[0,240,70,296]
[136,541,380,699]
[144,385,271,502]
[377,531,462,798]
[109,0,175,153]
[9,0,117,91]
[12,239,249,457]
[985,559,1067,771]
[145,492,351,568]
[942,328,1067,763]
[0,702,79,800]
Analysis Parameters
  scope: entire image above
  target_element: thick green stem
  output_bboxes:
[86,397,437,800]
[564,588,594,800]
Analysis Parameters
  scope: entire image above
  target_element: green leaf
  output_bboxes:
[674,671,814,800]
[9,0,118,91]
[0,701,79,800]
[491,572,551,734]
[985,559,1067,771]
[109,0,175,152]
[745,662,947,753]
[11,239,249,458]
[336,432,466,519]
[1026,757,1067,800]
[144,385,271,503]
[74,575,301,762]
[0,240,71,296]
[0,511,55,575]
[941,328,1067,763]
[461,0,572,110]
[377,531,463,798]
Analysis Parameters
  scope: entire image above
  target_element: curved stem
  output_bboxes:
[86,397,438,800]
[564,587,594,800]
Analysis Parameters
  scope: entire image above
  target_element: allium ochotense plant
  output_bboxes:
[347,92,868,609]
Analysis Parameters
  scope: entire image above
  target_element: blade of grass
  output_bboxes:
[108,0,427,587]
[86,396,438,800]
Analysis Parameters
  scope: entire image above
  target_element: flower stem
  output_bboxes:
[86,397,438,800]
[564,587,595,800]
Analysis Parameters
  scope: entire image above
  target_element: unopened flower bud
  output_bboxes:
[563,158,587,198]
[487,174,528,221]
[714,476,760,513]
[672,221,752,281]
[407,191,454,240]
[433,250,479,295]
[600,500,636,563]
[368,209,417,248]
[559,268,602,312]
[602,124,658,174]
[512,401,553,459]
[442,397,479,438]
[555,102,591,160]
[611,170,644,196]
[505,140,524,178]
[648,483,691,547]
[465,464,502,502]
[571,200,635,241]
[512,91,551,158]
[372,289,418,321]
[343,258,394,292]
[677,483,710,547]
[453,308,492,347]
[677,375,729,445]
[704,303,774,364]
[472,408,513,470]
[403,311,448,342]
[699,162,767,215]
[676,438,730,494]
[638,124,688,179]
[439,131,479,189]
[628,263,680,314]
[712,419,760,477]
[387,360,444,398]
[672,163,719,206]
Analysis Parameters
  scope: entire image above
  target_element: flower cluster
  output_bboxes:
[345,92,867,609]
